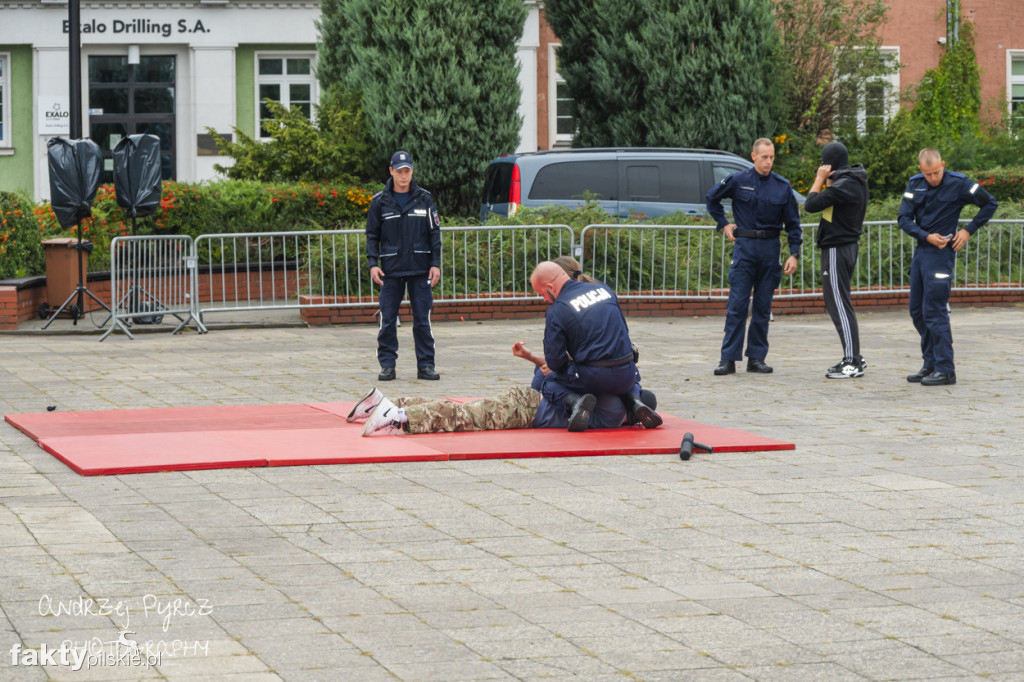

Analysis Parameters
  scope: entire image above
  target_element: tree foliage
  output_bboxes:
[316,0,527,216]
[909,18,982,143]
[545,0,783,154]
[773,0,894,138]
[208,91,375,184]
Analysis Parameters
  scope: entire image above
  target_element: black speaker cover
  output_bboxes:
[47,137,102,229]
[112,134,163,219]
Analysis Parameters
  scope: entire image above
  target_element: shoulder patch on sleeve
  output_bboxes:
[903,192,914,199]
[969,183,979,194]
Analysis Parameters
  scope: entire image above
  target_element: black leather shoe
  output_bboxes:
[566,393,596,432]
[417,366,440,380]
[920,371,956,386]
[746,358,773,374]
[906,366,933,383]
[622,394,663,429]
[378,367,396,381]
[713,360,736,376]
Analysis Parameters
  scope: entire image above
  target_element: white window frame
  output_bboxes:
[254,51,318,140]
[838,46,900,134]
[547,43,572,148]
[1007,50,1024,121]
[0,53,10,148]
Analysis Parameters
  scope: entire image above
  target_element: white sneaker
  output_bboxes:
[346,387,384,423]
[361,398,403,436]
[826,361,865,379]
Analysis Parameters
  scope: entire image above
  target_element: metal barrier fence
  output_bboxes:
[193,225,574,322]
[193,229,370,319]
[435,224,575,302]
[102,235,205,341]
[580,219,1024,299]
[104,220,1022,340]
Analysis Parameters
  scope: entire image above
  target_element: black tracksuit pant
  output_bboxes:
[822,243,860,362]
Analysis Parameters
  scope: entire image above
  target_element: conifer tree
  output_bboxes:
[317,0,527,215]
[545,0,783,153]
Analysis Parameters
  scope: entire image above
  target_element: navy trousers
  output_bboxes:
[908,245,955,373]
[534,363,635,429]
[720,238,783,362]
[377,275,435,369]
[540,362,637,423]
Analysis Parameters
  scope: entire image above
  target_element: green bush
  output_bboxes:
[154,180,378,238]
[13,180,379,276]
[0,191,46,279]
[209,90,375,184]
[770,132,825,196]
[970,168,1024,203]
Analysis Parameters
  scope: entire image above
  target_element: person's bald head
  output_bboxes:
[530,261,571,303]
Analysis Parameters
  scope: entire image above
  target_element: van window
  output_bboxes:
[625,165,660,199]
[624,161,702,203]
[530,161,616,201]
[658,161,702,203]
[482,163,513,204]
[712,163,746,187]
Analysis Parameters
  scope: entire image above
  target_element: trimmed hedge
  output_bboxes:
[15,180,379,275]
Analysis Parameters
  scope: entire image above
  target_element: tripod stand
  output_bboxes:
[40,220,111,329]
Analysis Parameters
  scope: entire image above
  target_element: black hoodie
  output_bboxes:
[804,142,869,248]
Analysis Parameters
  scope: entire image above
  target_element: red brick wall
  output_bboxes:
[6,277,1021,330]
[880,0,1024,123]
[0,268,302,330]
[536,7,559,150]
[299,287,1024,326]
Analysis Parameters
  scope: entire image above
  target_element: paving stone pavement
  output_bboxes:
[0,305,1022,681]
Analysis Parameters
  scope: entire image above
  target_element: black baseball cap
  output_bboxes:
[390,151,413,170]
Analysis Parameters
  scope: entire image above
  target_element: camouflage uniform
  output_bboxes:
[397,386,541,434]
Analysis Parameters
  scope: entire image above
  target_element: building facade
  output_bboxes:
[531,1,1024,149]
[879,0,1024,122]
[0,0,544,199]
[1,0,1021,200]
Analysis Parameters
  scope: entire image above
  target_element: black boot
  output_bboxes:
[565,393,596,432]
[621,394,663,429]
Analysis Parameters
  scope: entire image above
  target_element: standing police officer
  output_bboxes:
[706,138,802,376]
[897,148,997,386]
[366,151,442,381]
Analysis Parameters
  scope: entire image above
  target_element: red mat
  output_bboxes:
[4,401,794,476]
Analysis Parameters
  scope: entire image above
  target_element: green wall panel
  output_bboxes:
[0,45,35,196]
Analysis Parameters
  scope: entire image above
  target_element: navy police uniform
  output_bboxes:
[537,279,636,427]
[365,177,442,370]
[706,167,802,363]
[897,170,997,375]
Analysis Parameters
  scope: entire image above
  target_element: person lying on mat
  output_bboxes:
[530,260,659,432]
[348,383,660,436]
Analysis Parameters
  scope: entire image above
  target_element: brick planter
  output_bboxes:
[299,285,1024,326]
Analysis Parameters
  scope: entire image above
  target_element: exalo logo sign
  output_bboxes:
[38,97,70,135]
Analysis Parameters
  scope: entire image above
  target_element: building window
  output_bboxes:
[836,47,899,135]
[1010,52,1024,124]
[0,53,9,147]
[255,52,316,139]
[548,44,573,148]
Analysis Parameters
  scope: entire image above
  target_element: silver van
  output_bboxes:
[480,147,761,222]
